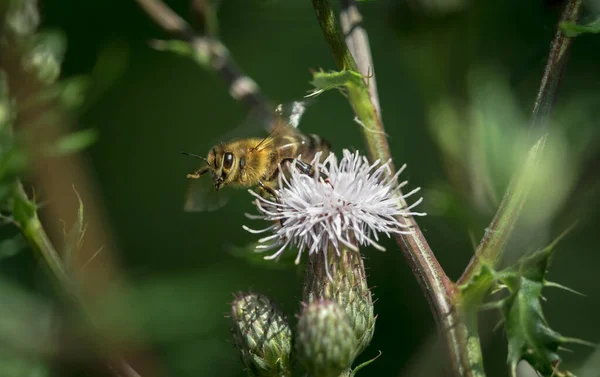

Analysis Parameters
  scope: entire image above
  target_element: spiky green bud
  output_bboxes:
[304,246,375,357]
[296,299,356,377]
[230,293,292,377]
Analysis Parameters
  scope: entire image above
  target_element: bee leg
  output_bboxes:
[258,181,278,200]
[258,180,288,228]
[186,166,210,179]
[281,158,332,187]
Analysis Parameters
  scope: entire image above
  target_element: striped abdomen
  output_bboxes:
[276,133,331,164]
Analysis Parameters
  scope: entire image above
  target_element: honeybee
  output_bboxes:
[183,101,332,212]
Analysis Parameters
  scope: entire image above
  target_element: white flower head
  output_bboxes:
[243,149,426,266]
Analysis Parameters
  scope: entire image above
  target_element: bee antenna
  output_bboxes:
[181,151,209,164]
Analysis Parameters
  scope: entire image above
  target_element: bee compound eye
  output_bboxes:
[223,152,234,169]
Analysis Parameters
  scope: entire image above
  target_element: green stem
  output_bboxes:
[11,181,143,377]
[310,0,472,376]
[454,1,582,376]
[12,181,72,290]
[458,0,582,286]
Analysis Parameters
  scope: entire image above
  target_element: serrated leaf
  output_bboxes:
[0,233,27,261]
[44,129,98,156]
[495,227,592,377]
[560,18,600,37]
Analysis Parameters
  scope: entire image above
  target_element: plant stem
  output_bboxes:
[11,182,145,377]
[12,182,71,289]
[531,0,583,129]
[311,0,472,375]
[458,0,583,286]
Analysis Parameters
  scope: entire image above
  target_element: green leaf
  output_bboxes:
[560,18,600,37]
[307,69,365,97]
[495,227,593,377]
[458,263,496,309]
[44,129,98,156]
[0,233,27,261]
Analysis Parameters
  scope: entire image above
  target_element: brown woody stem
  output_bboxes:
[312,0,473,375]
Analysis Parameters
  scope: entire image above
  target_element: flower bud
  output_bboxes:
[296,299,356,377]
[230,293,292,377]
[304,246,375,357]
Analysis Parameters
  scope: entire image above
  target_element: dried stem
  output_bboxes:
[313,0,469,375]
[458,0,583,285]
[136,0,271,116]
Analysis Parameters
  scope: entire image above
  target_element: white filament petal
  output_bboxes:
[244,149,427,263]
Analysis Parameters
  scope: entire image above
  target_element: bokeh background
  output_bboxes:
[2,0,600,376]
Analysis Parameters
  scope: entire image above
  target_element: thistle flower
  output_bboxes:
[243,149,426,266]
[296,299,356,377]
[230,293,292,377]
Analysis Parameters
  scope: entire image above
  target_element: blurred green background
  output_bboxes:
[2,0,600,376]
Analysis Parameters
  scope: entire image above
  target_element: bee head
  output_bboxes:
[208,146,236,191]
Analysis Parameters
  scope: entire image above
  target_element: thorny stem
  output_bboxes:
[312,0,468,375]
[458,0,583,285]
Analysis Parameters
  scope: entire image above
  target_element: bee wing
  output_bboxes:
[217,98,315,143]
[274,99,314,129]
[183,177,230,212]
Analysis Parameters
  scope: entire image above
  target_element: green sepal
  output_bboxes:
[296,299,356,377]
[560,18,600,37]
[303,248,376,359]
